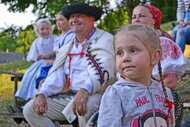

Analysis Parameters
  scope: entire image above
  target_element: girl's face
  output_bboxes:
[131,6,155,28]
[56,14,69,32]
[37,22,52,38]
[115,32,153,85]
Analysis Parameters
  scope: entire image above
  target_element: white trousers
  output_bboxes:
[23,92,102,127]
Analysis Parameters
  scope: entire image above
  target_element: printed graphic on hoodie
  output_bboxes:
[130,109,167,127]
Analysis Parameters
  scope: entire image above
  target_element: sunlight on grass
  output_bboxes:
[0,70,26,101]
[0,60,30,101]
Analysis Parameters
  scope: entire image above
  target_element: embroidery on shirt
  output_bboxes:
[86,39,110,85]
[160,37,182,59]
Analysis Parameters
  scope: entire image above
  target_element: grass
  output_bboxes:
[0,60,31,127]
[0,60,31,101]
[161,20,176,32]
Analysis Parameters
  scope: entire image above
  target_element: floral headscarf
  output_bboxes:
[138,4,172,40]
[142,4,162,29]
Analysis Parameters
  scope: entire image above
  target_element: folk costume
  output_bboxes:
[23,3,116,127]
[23,27,115,127]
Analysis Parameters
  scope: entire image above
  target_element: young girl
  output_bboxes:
[97,24,175,127]
[27,18,58,63]
[15,18,58,101]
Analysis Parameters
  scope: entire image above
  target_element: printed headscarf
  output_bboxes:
[141,4,173,43]
[142,4,162,29]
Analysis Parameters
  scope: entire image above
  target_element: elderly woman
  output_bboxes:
[131,3,189,126]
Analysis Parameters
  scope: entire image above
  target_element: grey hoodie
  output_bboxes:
[98,78,174,127]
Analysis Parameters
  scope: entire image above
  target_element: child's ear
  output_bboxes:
[152,49,162,65]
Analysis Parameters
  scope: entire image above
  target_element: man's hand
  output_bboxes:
[73,88,90,116]
[33,94,48,115]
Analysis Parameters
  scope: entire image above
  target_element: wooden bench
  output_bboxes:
[0,70,78,126]
[1,70,24,105]
[0,71,25,124]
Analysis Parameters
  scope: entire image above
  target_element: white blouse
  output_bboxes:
[152,36,189,79]
[27,35,58,62]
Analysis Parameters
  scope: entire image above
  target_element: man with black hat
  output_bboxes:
[23,2,116,127]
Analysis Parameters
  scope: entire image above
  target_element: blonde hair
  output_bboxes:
[114,24,175,125]
[114,24,161,56]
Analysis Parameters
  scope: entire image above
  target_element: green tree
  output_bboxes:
[0,32,17,52]
[1,0,177,24]
[16,26,36,53]
[0,25,21,52]
[1,0,178,53]
[151,0,177,23]
[98,6,129,34]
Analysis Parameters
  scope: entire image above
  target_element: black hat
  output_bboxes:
[62,3,103,21]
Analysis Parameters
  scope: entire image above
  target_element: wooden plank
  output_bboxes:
[11,76,23,81]
[1,70,24,76]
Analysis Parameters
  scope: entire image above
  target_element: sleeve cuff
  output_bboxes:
[80,84,93,94]
[163,73,178,78]
[35,90,48,97]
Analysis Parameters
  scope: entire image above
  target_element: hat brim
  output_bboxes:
[62,3,103,21]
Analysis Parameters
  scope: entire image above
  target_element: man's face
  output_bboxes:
[69,14,95,34]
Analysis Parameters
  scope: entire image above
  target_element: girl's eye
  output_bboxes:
[130,48,138,53]
[116,50,124,56]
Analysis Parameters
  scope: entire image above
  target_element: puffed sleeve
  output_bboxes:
[27,38,39,62]
[98,86,123,127]
[152,36,189,79]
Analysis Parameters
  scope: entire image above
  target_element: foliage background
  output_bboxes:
[0,0,177,53]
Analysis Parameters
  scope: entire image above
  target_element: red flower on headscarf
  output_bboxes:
[142,4,162,29]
